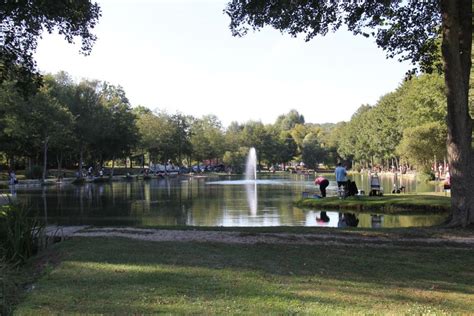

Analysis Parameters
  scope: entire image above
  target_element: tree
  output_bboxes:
[29,87,74,182]
[226,0,473,226]
[97,83,139,173]
[0,0,101,93]
[301,132,324,170]
[136,111,192,165]
[397,122,447,173]
[170,113,193,164]
[190,115,225,164]
[397,74,447,130]
[0,79,73,179]
[224,121,244,153]
[276,131,297,168]
[240,120,268,167]
[275,109,305,131]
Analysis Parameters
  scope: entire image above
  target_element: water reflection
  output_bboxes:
[371,214,383,228]
[316,211,330,223]
[4,174,447,228]
[337,213,359,228]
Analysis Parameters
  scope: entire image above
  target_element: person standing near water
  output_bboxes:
[335,163,347,188]
[314,175,329,197]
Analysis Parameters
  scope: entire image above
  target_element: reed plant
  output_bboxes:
[0,202,45,315]
[0,203,44,265]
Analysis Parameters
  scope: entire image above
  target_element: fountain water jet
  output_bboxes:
[245,147,257,181]
[244,148,258,215]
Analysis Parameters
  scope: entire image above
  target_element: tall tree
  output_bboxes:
[275,109,305,131]
[397,122,447,173]
[97,83,139,171]
[190,115,225,164]
[301,132,324,170]
[226,0,473,226]
[68,79,103,176]
[0,0,101,93]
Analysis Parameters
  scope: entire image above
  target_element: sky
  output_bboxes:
[34,0,411,127]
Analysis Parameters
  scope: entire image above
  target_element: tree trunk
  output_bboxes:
[111,156,115,177]
[57,152,63,180]
[79,147,84,178]
[42,136,49,183]
[441,0,474,226]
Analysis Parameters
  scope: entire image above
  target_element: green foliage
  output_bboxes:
[397,74,446,129]
[396,122,447,173]
[136,111,192,163]
[25,165,43,180]
[190,115,225,163]
[0,1,101,94]
[274,109,305,131]
[0,203,43,265]
[226,1,442,75]
[222,147,249,174]
[334,73,447,170]
[301,132,324,169]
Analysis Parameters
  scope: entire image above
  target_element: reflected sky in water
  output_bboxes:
[3,173,447,228]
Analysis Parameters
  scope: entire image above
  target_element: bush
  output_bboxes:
[26,165,43,179]
[0,258,20,315]
[0,203,44,265]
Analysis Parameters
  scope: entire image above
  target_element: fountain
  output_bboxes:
[245,147,257,181]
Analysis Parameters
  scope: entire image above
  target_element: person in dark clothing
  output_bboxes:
[346,179,358,196]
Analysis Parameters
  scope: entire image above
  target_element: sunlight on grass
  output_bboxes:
[15,237,474,314]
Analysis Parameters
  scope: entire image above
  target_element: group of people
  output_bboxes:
[314,163,348,198]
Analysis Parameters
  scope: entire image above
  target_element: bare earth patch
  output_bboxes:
[46,226,474,249]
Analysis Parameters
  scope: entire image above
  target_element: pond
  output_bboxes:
[4,173,447,228]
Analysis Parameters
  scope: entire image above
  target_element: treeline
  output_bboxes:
[0,71,448,178]
[333,74,447,173]
[0,72,138,179]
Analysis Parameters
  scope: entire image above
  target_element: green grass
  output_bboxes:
[296,194,451,214]
[14,236,474,315]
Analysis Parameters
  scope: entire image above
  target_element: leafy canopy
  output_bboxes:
[0,0,101,93]
[226,0,442,75]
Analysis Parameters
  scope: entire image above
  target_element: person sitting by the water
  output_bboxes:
[314,175,329,198]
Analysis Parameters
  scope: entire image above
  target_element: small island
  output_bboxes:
[297,194,451,215]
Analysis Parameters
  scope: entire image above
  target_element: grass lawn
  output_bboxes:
[297,194,451,214]
[14,235,474,315]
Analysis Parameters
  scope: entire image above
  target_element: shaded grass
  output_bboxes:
[14,236,474,315]
[88,224,474,240]
[296,194,451,214]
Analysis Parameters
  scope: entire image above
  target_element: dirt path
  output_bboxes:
[45,226,474,249]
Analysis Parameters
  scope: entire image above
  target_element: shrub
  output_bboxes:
[0,203,44,265]
[26,165,43,179]
[0,258,20,315]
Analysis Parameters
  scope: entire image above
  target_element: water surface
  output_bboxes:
[4,173,447,228]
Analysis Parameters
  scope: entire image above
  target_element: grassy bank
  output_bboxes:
[14,234,474,314]
[296,194,451,214]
